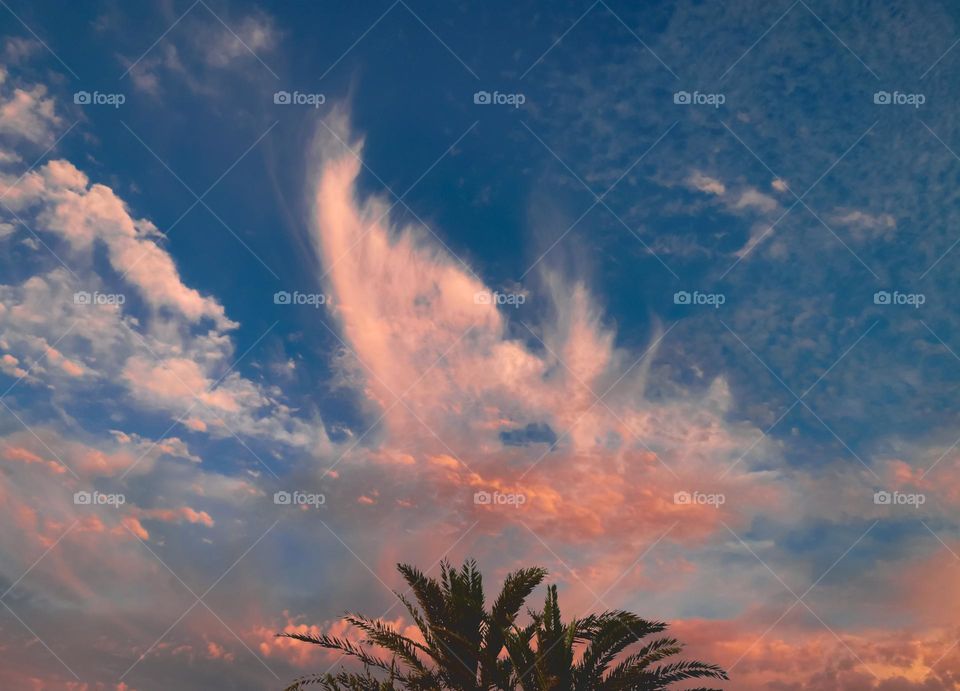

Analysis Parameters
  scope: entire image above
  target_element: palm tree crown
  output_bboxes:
[278,560,728,691]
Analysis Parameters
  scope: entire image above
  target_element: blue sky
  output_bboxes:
[3,1,960,689]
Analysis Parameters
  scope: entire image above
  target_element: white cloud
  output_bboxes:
[686,171,726,196]
[0,82,62,146]
[4,159,235,328]
[125,13,278,97]
[0,149,22,165]
[733,187,779,214]
[828,208,896,241]
[0,78,327,452]
[3,36,41,63]
[203,15,277,68]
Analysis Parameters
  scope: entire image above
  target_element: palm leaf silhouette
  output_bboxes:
[278,560,727,691]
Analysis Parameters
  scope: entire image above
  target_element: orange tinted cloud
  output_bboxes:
[307,114,789,558]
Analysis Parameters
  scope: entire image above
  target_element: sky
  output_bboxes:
[1,0,960,689]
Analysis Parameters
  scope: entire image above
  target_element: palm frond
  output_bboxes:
[344,614,433,678]
[574,612,667,690]
[279,560,729,691]
[276,632,395,673]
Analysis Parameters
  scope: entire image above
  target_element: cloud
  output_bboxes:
[305,110,790,556]
[124,12,278,97]
[0,73,340,688]
[134,505,215,530]
[0,80,62,146]
[4,6,960,684]
[3,37,42,63]
[687,171,727,196]
[733,188,779,214]
[126,44,182,97]
[0,427,204,479]
[0,143,327,450]
[202,15,277,68]
[3,159,234,327]
[285,109,960,691]
[256,612,422,668]
[671,615,960,690]
[0,352,27,377]
[0,418,289,687]
[828,208,897,241]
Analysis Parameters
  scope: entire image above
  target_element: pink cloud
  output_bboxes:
[256,612,422,669]
[306,113,790,556]
[0,82,61,146]
[135,506,215,529]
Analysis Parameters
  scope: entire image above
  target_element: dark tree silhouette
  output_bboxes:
[278,560,727,691]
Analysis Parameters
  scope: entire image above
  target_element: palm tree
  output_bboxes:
[277,560,727,691]
[502,585,727,691]
[279,560,545,690]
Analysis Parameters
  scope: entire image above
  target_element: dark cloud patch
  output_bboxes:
[499,422,558,447]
